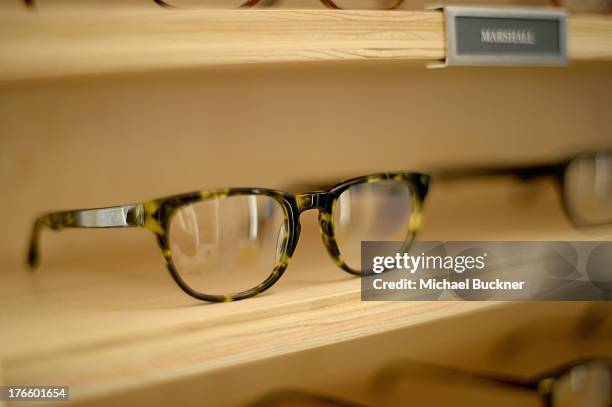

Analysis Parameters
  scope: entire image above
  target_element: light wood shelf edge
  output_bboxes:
[0,10,445,82]
[0,270,499,403]
[1,9,610,83]
[569,15,612,60]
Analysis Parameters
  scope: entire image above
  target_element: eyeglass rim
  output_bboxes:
[153,0,406,10]
[149,171,429,302]
[559,149,612,228]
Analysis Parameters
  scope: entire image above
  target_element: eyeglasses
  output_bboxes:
[435,150,612,227]
[27,172,429,302]
[154,0,405,10]
[249,359,612,406]
[251,390,366,407]
[377,359,612,407]
[541,360,612,407]
[290,151,612,228]
[22,0,406,10]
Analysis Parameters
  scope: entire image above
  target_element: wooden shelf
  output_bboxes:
[0,256,497,404]
[0,9,611,82]
[2,189,611,405]
[1,11,611,403]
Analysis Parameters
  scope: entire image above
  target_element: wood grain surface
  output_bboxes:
[1,181,610,405]
[0,9,611,82]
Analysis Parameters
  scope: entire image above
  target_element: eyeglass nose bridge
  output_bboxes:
[296,192,331,213]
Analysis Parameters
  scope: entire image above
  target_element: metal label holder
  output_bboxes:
[428,5,567,68]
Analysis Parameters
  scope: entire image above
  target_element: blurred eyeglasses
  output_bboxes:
[551,0,612,13]
[250,390,366,407]
[250,359,612,406]
[376,359,612,407]
[434,150,612,227]
[155,0,405,10]
[22,0,612,12]
[23,0,406,10]
[290,150,612,228]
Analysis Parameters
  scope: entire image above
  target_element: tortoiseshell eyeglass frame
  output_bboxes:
[153,0,405,10]
[22,0,405,10]
[433,150,612,227]
[27,172,430,303]
[381,358,612,407]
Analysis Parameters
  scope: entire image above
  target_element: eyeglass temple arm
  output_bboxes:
[23,0,182,9]
[286,163,562,192]
[21,0,258,9]
[152,0,175,8]
[432,162,565,183]
[27,204,144,270]
[376,360,539,397]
